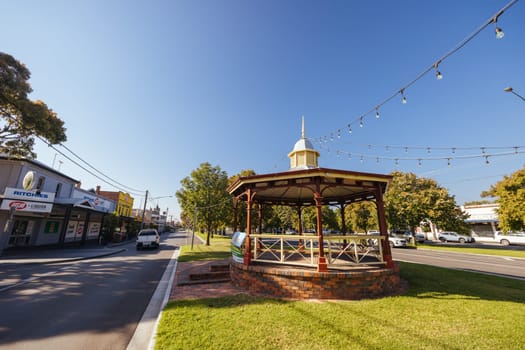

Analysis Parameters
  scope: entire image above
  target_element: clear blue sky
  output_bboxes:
[3,0,524,220]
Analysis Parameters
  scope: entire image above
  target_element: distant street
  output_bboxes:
[0,231,191,350]
[392,246,525,280]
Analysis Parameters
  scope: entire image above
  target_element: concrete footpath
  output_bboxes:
[0,242,130,265]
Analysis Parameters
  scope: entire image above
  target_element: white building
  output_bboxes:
[461,203,499,237]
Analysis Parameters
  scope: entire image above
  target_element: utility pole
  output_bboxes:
[140,190,148,230]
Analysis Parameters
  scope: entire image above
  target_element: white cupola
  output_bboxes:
[288,116,320,170]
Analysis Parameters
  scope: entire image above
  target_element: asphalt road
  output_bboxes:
[0,231,190,350]
[392,246,525,280]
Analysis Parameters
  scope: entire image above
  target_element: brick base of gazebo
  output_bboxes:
[230,261,406,300]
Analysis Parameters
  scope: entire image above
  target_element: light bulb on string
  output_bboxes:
[404,147,408,153]
[348,153,352,160]
[348,124,352,134]
[452,147,456,154]
[360,156,364,164]
[400,89,407,104]
[330,133,334,142]
[481,147,486,154]
[493,14,505,39]
[375,108,380,119]
[485,156,490,165]
[427,147,431,154]
[495,27,504,39]
[418,159,422,167]
[395,158,399,167]
[447,158,451,167]
[433,61,443,80]
[337,129,341,139]
[514,147,519,154]
[376,157,379,164]
[359,116,364,128]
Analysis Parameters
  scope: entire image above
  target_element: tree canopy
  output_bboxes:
[482,166,525,232]
[384,171,469,234]
[342,201,378,233]
[176,162,230,245]
[0,52,66,158]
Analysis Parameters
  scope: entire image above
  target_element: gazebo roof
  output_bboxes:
[228,167,392,206]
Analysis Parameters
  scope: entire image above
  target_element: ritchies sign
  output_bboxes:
[4,187,55,203]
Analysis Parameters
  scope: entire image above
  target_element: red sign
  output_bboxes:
[9,201,27,210]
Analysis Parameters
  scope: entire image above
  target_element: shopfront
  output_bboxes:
[0,187,55,248]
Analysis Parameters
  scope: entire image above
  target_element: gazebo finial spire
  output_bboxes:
[301,115,305,139]
[288,115,319,170]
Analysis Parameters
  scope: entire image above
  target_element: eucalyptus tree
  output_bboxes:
[228,169,256,232]
[482,166,525,232]
[342,201,378,233]
[0,52,66,158]
[385,171,469,234]
[176,162,230,245]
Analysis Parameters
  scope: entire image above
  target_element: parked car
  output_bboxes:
[389,235,408,248]
[495,231,525,246]
[366,230,407,248]
[415,233,426,243]
[390,230,413,242]
[136,229,160,250]
[438,231,474,243]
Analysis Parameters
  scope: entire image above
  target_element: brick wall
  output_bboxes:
[230,261,406,300]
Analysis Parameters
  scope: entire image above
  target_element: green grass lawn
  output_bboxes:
[176,232,231,262]
[157,236,525,349]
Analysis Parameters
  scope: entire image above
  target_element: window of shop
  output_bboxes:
[36,176,45,192]
[8,219,34,247]
[55,183,62,197]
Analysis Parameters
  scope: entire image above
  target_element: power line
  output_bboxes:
[40,138,146,196]
[57,142,145,193]
[2,97,147,195]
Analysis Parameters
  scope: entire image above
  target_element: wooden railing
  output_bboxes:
[250,233,385,269]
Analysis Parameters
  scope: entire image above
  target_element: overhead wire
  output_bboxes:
[2,110,146,196]
[312,0,520,144]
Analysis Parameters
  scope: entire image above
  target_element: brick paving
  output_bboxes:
[169,259,247,301]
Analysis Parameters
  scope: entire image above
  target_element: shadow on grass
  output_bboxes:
[164,293,282,310]
[399,261,525,303]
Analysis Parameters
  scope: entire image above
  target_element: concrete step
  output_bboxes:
[189,271,230,281]
[177,278,232,286]
[210,264,230,272]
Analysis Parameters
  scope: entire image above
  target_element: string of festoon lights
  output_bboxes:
[329,146,525,167]
[311,0,519,149]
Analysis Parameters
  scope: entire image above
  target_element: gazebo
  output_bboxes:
[226,119,404,299]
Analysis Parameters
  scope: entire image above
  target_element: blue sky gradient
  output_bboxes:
[3,0,524,219]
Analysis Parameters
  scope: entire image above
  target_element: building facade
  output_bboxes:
[0,157,116,253]
[462,203,499,237]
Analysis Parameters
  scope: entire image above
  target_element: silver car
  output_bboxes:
[438,231,474,244]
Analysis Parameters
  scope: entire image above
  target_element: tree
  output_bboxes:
[384,171,470,234]
[322,206,339,232]
[482,166,525,232]
[176,162,230,246]
[343,201,378,233]
[0,52,66,158]
[228,169,256,232]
